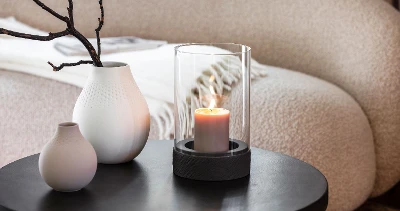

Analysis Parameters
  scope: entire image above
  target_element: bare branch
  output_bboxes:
[63,0,103,67]
[0,28,69,41]
[32,0,69,22]
[48,60,93,71]
[67,0,74,26]
[71,30,103,67]
[1,0,103,69]
[95,0,104,57]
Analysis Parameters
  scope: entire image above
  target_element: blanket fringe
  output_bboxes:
[158,57,268,140]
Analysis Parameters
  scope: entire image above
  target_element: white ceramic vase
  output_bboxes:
[73,62,150,164]
[39,122,97,192]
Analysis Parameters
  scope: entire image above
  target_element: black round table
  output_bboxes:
[0,140,328,211]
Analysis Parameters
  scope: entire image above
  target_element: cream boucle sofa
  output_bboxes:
[1,0,399,210]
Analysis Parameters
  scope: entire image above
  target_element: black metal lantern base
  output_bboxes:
[173,139,251,181]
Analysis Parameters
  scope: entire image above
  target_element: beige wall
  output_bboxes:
[0,0,397,42]
[0,0,397,64]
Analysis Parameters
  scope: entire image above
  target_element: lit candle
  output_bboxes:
[194,105,230,153]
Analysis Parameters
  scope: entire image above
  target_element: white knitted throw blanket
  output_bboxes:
[0,17,267,139]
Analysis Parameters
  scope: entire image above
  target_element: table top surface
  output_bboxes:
[0,140,328,211]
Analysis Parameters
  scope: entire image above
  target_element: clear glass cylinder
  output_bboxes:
[174,43,251,155]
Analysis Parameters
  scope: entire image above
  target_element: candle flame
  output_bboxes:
[209,99,216,109]
[209,81,217,108]
[208,75,217,108]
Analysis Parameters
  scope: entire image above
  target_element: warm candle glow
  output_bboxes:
[194,108,230,152]
[208,99,216,109]
[195,108,230,115]
[208,78,217,108]
[194,75,230,152]
[209,82,217,108]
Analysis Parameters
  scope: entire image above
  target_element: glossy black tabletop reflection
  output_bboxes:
[0,140,328,211]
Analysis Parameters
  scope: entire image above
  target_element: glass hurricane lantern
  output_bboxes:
[173,43,251,181]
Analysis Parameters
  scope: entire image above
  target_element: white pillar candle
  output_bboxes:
[194,108,230,152]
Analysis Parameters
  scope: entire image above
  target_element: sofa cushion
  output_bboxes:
[232,66,376,211]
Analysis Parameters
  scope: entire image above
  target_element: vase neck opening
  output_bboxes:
[90,61,131,80]
[56,122,81,137]
[59,122,77,127]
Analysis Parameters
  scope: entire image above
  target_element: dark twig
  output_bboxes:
[1,0,104,70]
[48,60,93,71]
[72,30,102,66]
[32,0,69,22]
[0,29,69,41]
[67,0,74,26]
[63,0,102,67]
[95,0,104,57]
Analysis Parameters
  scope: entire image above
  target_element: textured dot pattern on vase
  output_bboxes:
[76,80,132,109]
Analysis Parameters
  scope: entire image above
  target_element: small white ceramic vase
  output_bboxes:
[39,122,97,192]
[73,62,150,164]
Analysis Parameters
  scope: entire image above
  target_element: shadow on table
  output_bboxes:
[0,204,14,211]
[37,189,94,211]
[37,160,148,211]
[171,175,250,211]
